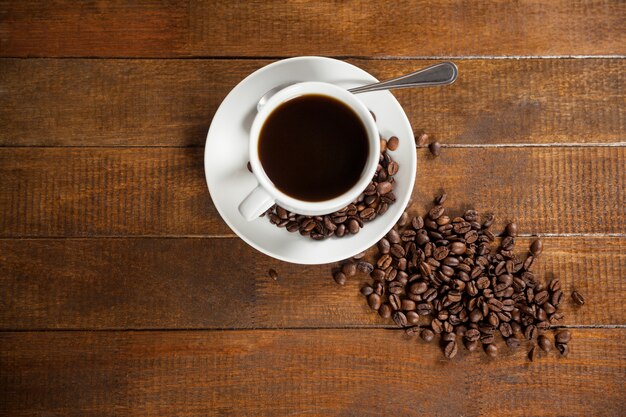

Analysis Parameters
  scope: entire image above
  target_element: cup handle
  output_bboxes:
[238,184,274,221]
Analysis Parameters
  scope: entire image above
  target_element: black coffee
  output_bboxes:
[258,94,369,202]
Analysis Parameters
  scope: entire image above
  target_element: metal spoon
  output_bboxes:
[257,61,458,111]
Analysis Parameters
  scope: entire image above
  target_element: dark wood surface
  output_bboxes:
[0,1,624,416]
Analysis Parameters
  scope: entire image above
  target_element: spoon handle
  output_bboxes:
[348,62,458,94]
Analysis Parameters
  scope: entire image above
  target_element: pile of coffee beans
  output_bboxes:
[336,195,576,359]
[261,136,400,240]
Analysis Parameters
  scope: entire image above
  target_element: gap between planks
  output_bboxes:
[1,325,624,333]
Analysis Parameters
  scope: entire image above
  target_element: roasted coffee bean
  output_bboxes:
[389,294,401,311]
[377,254,392,269]
[268,269,279,281]
[390,244,406,258]
[416,133,429,147]
[571,290,585,305]
[552,290,564,306]
[556,343,569,357]
[538,335,551,352]
[376,181,393,195]
[428,205,445,220]
[485,344,498,357]
[505,222,518,237]
[409,281,428,295]
[405,326,421,337]
[431,318,443,334]
[465,339,479,352]
[444,341,458,358]
[360,285,374,296]
[406,311,420,324]
[555,330,571,344]
[528,346,539,361]
[534,290,549,305]
[428,141,441,156]
[371,268,385,281]
[421,328,435,342]
[417,303,432,315]
[395,211,408,226]
[411,216,424,230]
[548,278,561,292]
[368,293,382,310]
[465,328,480,342]
[387,136,399,151]
[505,337,520,349]
[379,303,392,318]
[499,322,513,338]
[401,299,416,311]
[524,325,537,340]
[450,242,467,255]
[393,311,408,327]
[433,246,449,260]
[342,262,357,277]
[442,332,456,342]
[333,271,347,285]
[357,261,374,274]
[530,239,543,256]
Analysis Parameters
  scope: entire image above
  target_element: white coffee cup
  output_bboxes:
[238,81,380,221]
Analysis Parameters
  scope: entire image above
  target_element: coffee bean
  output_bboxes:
[360,285,373,296]
[530,239,543,256]
[411,216,424,229]
[421,328,435,342]
[390,244,406,258]
[376,181,393,195]
[505,222,518,237]
[555,330,571,344]
[380,138,387,152]
[428,205,445,220]
[428,141,441,156]
[342,262,357,277]
[551,290,564,306]
[350,262,370,277]
[538,335,551,352]
[268,269,278,281]
[393,311,408,327]
[368,293,382,310]
[416,133,429,147]
[534,290,549,305]
[378,238,390,254]
[387,228,401,244]
[505,337,520,349]
[571,290,585,305]
[528,346,539,361]
[431,318,443,334]
[401,299,416,311]
[444,341,458,358]
[379,303,392,318]
[524,325,537,340]
[333,271,347,285]
[548,278,561,292]
[377,254,392,269]
[464,339,479,352]
[387,136,399,151]
[556,343,569,357]
[397,211,409,226]
[465,328,480,342]
[450,242,467,255]
[405,326,421,336]
[406,311,420,325]
[485,344,498,357]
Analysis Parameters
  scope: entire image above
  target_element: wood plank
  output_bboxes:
[0,147,623,237]
[1,1,624,58]
[0,237,623,329]
[1,58,624,146]
[1,329,624,416]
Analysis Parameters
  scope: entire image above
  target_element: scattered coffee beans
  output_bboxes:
[333,194,579,360]
[262,134,400,240]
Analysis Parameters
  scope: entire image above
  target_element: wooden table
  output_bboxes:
[1,2,624,415]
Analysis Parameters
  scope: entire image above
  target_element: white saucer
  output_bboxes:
[205,57,416,264]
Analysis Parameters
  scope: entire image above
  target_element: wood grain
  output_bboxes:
[0,237,623,330]
[1,58,624,146]
[0,147,623,237]
[1,329,624,416]
[1,1,624,58]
